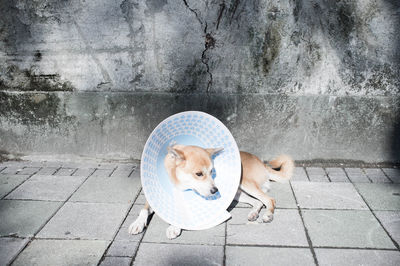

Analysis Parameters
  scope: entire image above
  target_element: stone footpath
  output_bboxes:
[0,161,399,266]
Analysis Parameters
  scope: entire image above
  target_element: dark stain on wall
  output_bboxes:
[0,92,75,127]
[261,26,281,75]
[0,65,74,92]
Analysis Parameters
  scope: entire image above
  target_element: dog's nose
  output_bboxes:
[210,187,218,194]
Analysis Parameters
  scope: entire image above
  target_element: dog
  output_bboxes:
[128,144,294,239]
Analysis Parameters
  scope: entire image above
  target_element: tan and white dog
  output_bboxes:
[128,144,294,239]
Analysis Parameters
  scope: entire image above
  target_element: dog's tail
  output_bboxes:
[264,155,295,183]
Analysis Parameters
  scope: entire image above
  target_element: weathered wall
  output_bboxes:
[0,0,399,162]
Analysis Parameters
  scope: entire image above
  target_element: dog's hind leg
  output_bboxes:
[234,190,264,221]
[240,184,275,223]
[128,201,154,235]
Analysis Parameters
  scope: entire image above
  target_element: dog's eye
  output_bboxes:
[195,172,203,177]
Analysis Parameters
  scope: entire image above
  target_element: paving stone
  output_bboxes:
[269,182,297,208]
[291,182,368,210]
[142,214,225,245]
[35,167,59,175]
[91,169,115,177]
[12,239,108,266]
[226,246,315,266]
[315,248,400,266]
[101,256,132,266]
[111,169,134,178]
[54,168,77,176]
[382,168,400,183]
[72,168,95,177]
[0,174,30,198]
[1,166,23,175]
[133,243,224,266]
[364,168,391,183]
[227,208,308,246]
[130,168,140,178]
[292,167,309,181]
[354,183,400,210]
[134,192,146,205]
[37,202,129,240]
[374,211,400,246]
[345,168,370,183]
[70,173,141,203]
[0,200,62,237]
[115,205,145,242]
[111,164,136,178]
[302,210,395,248]
[0,237,29,266]
[325,168,349,182]
[5,175,87,201]
[106,241,139,257]
[17,167,40,175]
[306,167,329,182]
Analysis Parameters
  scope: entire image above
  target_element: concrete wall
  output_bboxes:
[0,0,399,162]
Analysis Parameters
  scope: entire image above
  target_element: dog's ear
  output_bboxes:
[205,147,224,156]
[168,146,185,161]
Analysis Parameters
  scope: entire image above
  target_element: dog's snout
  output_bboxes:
[210,187,218,194]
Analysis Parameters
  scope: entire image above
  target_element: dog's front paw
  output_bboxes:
[262,210,274,223]
[166,225,181,239]
[247,210,260,221]
[128,219,146,235]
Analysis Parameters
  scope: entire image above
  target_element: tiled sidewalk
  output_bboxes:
[0,161,399,266]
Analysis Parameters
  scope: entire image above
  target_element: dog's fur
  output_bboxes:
[128,144,294,239]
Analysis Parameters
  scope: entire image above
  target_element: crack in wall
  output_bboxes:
[202,30,216,93]
[182,0,215,93]
[182,0,204,30]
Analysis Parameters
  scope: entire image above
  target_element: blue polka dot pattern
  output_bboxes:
[141,111,241,230]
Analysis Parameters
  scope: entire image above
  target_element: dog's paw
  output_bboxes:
[128,219,146,235]
[166,225,181,239]
[262,210,274,223]
[247,210,260,221]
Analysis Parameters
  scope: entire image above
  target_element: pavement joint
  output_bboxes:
[303,167,311,181]
[351,183,400,251]
[361,168,374,183]
[381,168,395,183]
[130,213,155,266]
[223,220,227,266]
[97,171,142,266]
[289,182,319,266]
[322,168,332,182]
